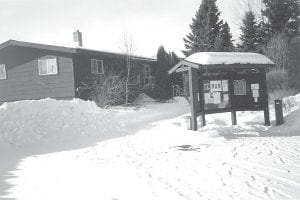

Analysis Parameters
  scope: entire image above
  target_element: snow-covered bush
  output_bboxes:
[282,95,299,113]
[82,72,127,107]
[266,69,297,103]
[266,69,289,92]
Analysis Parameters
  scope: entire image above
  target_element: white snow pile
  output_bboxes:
[133,93,156,104]
[281,93,300,113]
[185,52,274,65]
[0,98,120,148]
[0,94,300,200]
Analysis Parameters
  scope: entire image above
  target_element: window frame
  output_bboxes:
[91,59,104,75]
[0,64,7,80]
[135,74,141,86]
[38,57,58,76]
[143,64,151,78]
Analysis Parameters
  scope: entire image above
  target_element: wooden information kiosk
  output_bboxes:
[169,52,275,131]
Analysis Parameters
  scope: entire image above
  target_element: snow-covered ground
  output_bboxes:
[0,95,300,200]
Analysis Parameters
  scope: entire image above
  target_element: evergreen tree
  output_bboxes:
[153,46,173,100]
[214,22,234,52]
[152,47,182,100]
[183,0,223,56]
[256,21,271,49]
[239,11,260,52]
[262,0,299,39]
[169,51,182,89]
[169,51,180,66]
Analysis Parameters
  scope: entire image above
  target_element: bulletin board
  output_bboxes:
[203,79,230,111]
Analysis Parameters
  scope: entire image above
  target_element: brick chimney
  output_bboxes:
[73,30,83,47]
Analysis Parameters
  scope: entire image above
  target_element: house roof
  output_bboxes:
[0,40,77,54]
[0,40,156,61]
[169,52,274,74]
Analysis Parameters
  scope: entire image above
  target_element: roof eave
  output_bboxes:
[75,48,156,61]
[169,60,275,74]
[0,40,157,61]
[168,60,199,74]
[0,40,76,54]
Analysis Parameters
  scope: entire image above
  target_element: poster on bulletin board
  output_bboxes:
[204,79,230,110]
[222,80,228,92]
[233,79,246,95]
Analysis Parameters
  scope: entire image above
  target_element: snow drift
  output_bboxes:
[133,93,156,104]
[0,94,300,200]
[0,93,299,149]
[0,98,120,149]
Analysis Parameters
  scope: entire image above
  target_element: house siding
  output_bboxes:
[0,46,75,103]
[73,50,156,100]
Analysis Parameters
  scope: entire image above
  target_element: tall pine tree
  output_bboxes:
[239,11,260,52]
[214,22,234,52]
[262,0,299,39]
[169,51,182,89]
[153,46,173,100]
[183,0,223,56]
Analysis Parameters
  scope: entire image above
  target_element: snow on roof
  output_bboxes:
[185,52,274,65]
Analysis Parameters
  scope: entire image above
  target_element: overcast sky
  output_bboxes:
[0,0,261,57]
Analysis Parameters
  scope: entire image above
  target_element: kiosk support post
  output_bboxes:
[199,71,206,127]
[264,107,270,126]
[231,111,237,125]
[228,70,237,125]
[188,67,199,131]
[262,68,270,126]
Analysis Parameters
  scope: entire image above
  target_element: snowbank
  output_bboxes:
[1,95,300,200]
[1,92,298,150]
[0,98,120,149]
[282,93,300,113]
[133,93,156,104]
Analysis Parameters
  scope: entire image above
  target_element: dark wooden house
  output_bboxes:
[0,38,156,104]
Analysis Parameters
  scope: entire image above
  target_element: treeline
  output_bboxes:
[153,0,299,100]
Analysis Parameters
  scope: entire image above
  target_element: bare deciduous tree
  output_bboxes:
[233,0,265,28]
[263,32,291,71]
[264,33,298,100]
[82,72,126,107]
[119,31,137,104]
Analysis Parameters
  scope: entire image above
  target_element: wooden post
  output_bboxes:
[171,84,174,100]
[231,111,237,125]
[199,71,206,127]
[264,107,270,126]
[262,68,270,126]
[200,112,206,127]
[228,70,236,125]
[188,67,199,131]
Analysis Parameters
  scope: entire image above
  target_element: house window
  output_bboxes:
[91,59,104,74]
[143,64,151,86]
[143,76,155,88]
[142,64,155,88]
[0,64,7,80]
[143,64,151,77]
[38,58,58,75]
[137,74,141,86]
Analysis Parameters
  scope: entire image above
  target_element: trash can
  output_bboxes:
[275,99,284,125]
